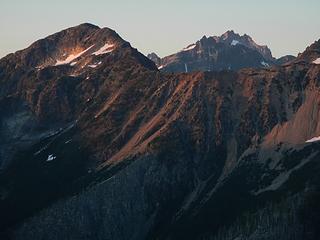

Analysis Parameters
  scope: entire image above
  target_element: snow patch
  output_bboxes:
[185,63,188,73]
[55,45,94,66]
[158,65,164,70]
[306,135,320,143]
[88,61,102,68]
[231,40,240,46]
[312,58,320,65]
[261,61,270,67]
[92,43,115,55]
[46,154,56,162]
[35,65,45,70]
[70,62,77,66]
[88,64,98,68]
[182,44,196,52]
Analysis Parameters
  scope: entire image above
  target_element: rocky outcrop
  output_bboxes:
[147,52,161,66]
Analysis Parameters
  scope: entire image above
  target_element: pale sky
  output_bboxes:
[0,0,319,59]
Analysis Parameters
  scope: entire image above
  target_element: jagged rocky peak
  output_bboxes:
[220,30,238,40]
[215,30,273,61]
[189,30,273,61]
[149,30,279,73]
[153,30,275,73]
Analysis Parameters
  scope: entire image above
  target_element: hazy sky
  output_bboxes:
[1,0,319,58]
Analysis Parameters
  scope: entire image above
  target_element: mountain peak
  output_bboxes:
[216,31,273,60]
[150,30,276,72]
[76,23,100,29]
[13,24,128,68]
[201,35,208,40]
[221,30,238,40]
[1,23,156,72]
[226,30,235,34]
[54,23,101,38]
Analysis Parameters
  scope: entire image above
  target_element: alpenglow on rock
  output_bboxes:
[0,24,320,240]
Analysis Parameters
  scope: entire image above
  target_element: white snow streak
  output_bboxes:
[46,154,56,162]
[88,64,97,68]
[92,43,115,56]
[55,45,94,66]
[182,44,196,52]
[231,40,240,46]
[261,61,269,67]
[306,135,320,143]
[88,62,102,68]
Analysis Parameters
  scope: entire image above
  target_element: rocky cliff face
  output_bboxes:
[0,24,320,240]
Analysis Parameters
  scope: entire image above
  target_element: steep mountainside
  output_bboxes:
[148,31,296,73]
[0,24,320,240]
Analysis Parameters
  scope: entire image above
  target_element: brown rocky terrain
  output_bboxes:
[0,24,320,239]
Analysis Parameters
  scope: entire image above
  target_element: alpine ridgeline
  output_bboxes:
[148,30,296,72]
[0,24,320,240]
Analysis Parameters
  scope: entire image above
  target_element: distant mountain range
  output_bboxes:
[1,23,320,240]
[148,30,296,72]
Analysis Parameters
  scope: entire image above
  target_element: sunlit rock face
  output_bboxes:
[1,24,320,240]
